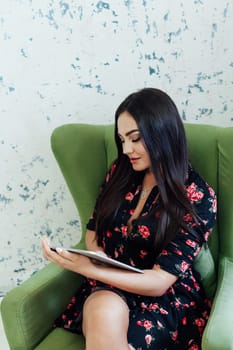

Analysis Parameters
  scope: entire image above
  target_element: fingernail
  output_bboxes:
[56,247,63,253]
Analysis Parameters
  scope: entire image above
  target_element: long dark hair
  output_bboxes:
[95,88,197,256]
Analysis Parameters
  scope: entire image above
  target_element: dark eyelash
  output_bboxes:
[132,136,141,142]
[118,136,141,143]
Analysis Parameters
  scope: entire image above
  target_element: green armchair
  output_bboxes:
[1,123,233,350]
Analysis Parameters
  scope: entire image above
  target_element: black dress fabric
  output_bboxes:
[54,163,217,350]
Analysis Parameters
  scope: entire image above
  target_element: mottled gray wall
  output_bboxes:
[0,1,232,295]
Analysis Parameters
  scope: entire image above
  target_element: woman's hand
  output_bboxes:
[41,238,96,277]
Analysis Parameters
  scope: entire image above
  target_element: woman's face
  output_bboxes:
[117,111,152,172]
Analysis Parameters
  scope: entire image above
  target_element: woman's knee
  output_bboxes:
[82,290,129,334]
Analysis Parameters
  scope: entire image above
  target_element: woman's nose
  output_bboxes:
[122,141,133,154]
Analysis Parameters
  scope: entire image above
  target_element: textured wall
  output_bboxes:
[0,0,232,295]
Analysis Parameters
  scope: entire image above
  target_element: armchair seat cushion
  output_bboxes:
[35,328,84,350]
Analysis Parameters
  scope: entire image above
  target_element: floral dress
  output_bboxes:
[54,163,217,350]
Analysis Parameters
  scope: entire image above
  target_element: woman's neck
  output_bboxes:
[142,170,157,189]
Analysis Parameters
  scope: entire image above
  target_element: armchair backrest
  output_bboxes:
[51,123,233,267]
[51,124,116,249]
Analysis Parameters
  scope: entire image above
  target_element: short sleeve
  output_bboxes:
[86,162,117,231]
[155,169,217,278]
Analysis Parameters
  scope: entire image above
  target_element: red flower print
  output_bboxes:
[183,213,193,222]
[203,231,210,241]
[186,239,197,248]
[129,209,135,215]
[143,320,153,330]
[192,190,204,201]
[208,186,215,197]
[193,247,201,257]
[181,282,192,292]
[195,318,205,328]
[148,303,159,311]
[180,260,189,273]
[187,182,197,193]
[119,245,124,254]
[174,249,182,256]
[140,249,148,258]
[138,225,150,239]
[125,192,134,201]
[121,225,128,237]
[161,249,168,255]
[140,302,147,309]
[170,330,178,341]
[106,230,112,237]
[160,307,168,315]
[145,334,153,345]
[187,183,204,202]
[137,320,143,327]
[130,258,136,266]
[88,279,97,287]
[193,281,200,291]
[174,300,181,308]
[182,316,187,325]
[212,196,217,213]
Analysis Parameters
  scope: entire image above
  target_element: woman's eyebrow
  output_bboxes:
[118,129,140,137]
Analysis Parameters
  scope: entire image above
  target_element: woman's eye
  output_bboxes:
[132,136,141,143]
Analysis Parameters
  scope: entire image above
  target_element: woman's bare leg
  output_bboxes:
[82,290,131,350]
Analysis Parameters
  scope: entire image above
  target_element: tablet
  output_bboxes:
[51,247,144,274]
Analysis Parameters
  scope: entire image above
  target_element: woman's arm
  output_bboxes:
[89,261,177,297]
[42,238,177,297]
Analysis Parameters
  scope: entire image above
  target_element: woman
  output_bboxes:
[42,88,217,349]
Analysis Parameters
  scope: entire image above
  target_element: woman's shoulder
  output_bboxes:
[185,163,216,210]
[185,164,217,238]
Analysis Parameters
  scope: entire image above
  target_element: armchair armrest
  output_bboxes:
[1,262,83,350]
[202,256,233,350]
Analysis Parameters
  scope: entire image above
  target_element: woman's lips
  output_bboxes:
[130,157,140,164]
